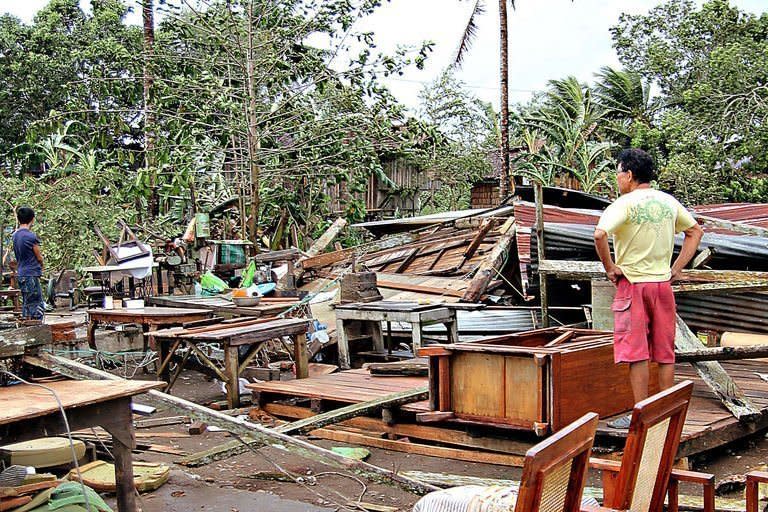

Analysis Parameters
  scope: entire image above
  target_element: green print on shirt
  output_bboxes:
[628,197,674,226]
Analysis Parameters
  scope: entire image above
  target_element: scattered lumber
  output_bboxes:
[374,281,464,298]
[300,231,428,271]
[367,359,428,377]
[275,386,428,435]
[25,353,439,495]
[458,217,496,268]
[461,218,516,302]
[264,403,533,455]
[675,345,768,363]
[304,218,348,259]
[675,315,761,421]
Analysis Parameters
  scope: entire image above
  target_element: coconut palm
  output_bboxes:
[594,66,660,145]
[454,0,515,201]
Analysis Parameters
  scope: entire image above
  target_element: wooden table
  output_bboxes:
[334,301,459,370]
[0,379,162,512]
[153,318,311,408]
[0,288,20,313]
[86,307,212,351]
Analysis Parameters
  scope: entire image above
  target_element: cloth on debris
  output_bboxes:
[412,485,599,512]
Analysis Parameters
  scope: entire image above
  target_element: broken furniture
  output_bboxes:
[153,317,311,408]
[86,306,212,351]
[251,248,301,293]
[93,221,150,265]
[81,262,159,301]
[334,301,459,370]
[0,379,162,512]
[0,288,20,314]
[417,327,647,435]
[590,381,715,512]
[746,470,768,512]
[412,412,599,512]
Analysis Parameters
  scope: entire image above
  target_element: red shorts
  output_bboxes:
[612,277,676,364]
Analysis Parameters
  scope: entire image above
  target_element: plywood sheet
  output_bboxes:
[450,352,505,418]
[0,380,162,425]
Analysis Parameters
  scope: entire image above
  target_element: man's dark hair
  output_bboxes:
[617,148,654,183]
[17,207,35,225]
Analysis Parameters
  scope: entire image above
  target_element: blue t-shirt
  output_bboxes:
[13,228,42,277]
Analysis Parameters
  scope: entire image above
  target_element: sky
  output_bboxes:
[2,0,766,111]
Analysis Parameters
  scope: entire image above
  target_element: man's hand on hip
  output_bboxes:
[606,265,623,285]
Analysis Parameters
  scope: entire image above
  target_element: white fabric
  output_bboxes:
[413,485,599,512]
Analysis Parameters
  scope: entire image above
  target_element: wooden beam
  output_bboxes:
[23,353,438,495]
[538,260,768,287]
[366,359,429,377]
[461,219,516,303]
[295,218,348,281]
[276,387,428,435]
[458,218,496,268]
[675,344,768,363]
[697,214,768,238]
[690,248,714,269]
[675,315,761,421]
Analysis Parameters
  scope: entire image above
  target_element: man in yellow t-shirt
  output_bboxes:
[594,149,703,428]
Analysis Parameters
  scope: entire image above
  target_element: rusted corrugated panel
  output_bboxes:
[677,292,768,334]
[693,203,768,228]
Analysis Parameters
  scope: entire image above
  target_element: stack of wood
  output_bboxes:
[340,272,382,304]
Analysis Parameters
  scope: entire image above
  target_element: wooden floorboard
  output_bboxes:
[250,360,768,457]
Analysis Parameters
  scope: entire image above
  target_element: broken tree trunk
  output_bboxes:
[675,315,761,421]
[276,386,428,435]
[675,345,768,363]
[24,353,438,495]
[461,218,516,303]
[295,217,347,282]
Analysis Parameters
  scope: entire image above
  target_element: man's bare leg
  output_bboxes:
[658,362,675,390]
[628,360,650,403]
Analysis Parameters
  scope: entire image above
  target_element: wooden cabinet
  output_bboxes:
[418,328,657,435]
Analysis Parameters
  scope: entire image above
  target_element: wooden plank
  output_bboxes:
[313,429,525,467]
[697,214,768,238]
[459,218,496,267]
[367,359,429,376]
[461,219,516,302]
[24,353,438,496]
[301,232,426,270]
[675,315,761,421]
[276,387,428,435]
[304,218,348,258]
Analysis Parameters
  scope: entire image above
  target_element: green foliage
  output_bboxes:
[612,0,768,203]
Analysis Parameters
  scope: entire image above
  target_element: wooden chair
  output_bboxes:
[588,380,715,512]
[413,412,600,512]
[746,470,768,512]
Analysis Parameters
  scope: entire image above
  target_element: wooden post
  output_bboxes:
[224,345,240,408]
[293,332,308,379]
[336,318,351,370]
[534,181,548,327]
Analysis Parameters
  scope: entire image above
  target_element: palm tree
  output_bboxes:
[594,66,659,146]
[454,0,515,202]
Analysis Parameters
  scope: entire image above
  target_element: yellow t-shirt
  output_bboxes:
[596,188,697,283]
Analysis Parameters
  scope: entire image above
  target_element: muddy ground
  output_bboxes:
[39,311,768,511]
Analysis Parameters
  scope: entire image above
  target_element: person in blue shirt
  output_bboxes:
[12,207,44,320]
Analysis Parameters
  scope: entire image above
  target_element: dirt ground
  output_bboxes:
[41,312,768,511]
